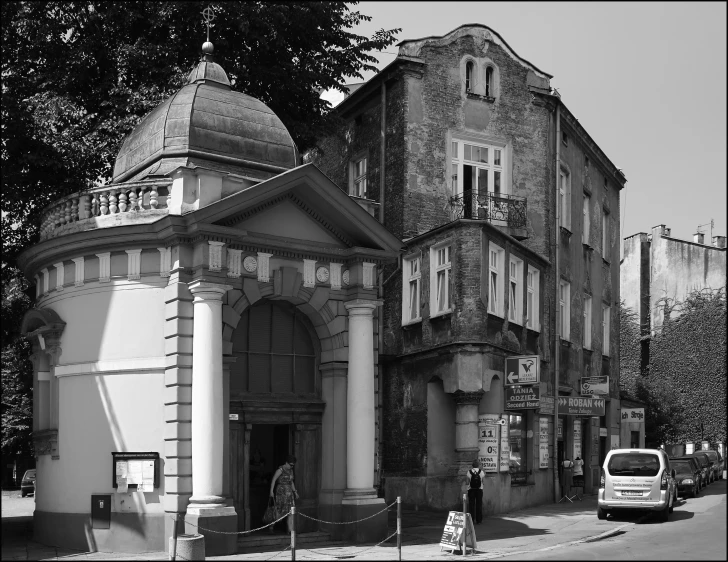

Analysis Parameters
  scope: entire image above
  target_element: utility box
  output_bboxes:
[91,494,111,529]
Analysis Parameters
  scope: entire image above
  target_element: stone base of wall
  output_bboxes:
[34,510,165,552]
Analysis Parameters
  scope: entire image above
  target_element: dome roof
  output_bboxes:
[112,51,298,183]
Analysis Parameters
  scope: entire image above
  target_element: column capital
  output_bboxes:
[344,299,382,314]
[188,281,232,301]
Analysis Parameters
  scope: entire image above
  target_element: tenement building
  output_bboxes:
[310,24,626,513]
[19,41,402,553]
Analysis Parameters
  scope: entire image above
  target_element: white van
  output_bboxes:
[598,448,677,522]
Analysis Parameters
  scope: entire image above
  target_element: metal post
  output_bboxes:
[397,496,402,561]
[291,506,296,561]
[170,513,178,561]
[462,493,468,556]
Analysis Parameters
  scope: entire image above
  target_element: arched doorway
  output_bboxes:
[228,299,323,532]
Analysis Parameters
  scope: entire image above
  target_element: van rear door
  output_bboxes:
[606,452,662,501]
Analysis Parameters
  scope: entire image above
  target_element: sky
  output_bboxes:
[340,1,727,250]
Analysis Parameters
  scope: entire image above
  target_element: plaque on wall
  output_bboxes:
[112,452,160,490]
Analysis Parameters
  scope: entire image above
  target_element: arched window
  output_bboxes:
[466,61,475,92]
[485,66,494,98]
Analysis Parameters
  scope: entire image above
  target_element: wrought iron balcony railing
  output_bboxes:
[449,190,527,228]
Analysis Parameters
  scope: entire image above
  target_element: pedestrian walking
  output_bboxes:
[269,455,299,533]
[466,459,485,524]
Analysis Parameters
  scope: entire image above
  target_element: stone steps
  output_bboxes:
[237,531,340,552]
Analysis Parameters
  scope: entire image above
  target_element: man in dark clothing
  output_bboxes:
[466,459,485,524]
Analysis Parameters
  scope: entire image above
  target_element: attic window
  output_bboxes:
[585,157,590,169]
[466,61,475,92]
[562,132,569,146]
[485,66,494,97]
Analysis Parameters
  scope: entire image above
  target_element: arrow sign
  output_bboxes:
[557,397,606,416]
[504,356,540,386]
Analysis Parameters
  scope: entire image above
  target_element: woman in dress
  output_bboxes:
[269,455,299,533]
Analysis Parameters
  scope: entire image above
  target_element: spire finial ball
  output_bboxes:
[202,41,214,54]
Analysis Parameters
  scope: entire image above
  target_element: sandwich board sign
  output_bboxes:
[505,355,540,385]
[440,511,477,554]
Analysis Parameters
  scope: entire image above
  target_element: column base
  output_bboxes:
[341,489,387,543]
[185,505,237,556]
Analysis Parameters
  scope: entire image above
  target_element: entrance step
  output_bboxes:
[237,531,339,553]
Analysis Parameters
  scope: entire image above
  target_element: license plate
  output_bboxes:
[621,490,642,495]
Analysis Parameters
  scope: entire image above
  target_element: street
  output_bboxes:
[1,490,34,519]
[498,480,727,560]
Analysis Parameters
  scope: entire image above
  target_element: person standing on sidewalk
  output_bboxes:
[466,460,485,524]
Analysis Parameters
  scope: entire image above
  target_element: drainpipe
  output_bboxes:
[376,80,387,491]
[553,102,561,503]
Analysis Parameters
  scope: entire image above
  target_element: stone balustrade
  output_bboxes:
[39,180,171,241]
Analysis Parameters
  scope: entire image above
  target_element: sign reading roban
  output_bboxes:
[580,376,609,396]
[505,386,540,409]
[557,397,605,416]
[505,355,540,385]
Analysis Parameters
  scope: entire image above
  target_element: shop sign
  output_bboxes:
[440,511,477,552]
[599,427,608,437]
[505,355,540,385]
[510,472,528,486]
[573,420,582,459]
[538,395,554,415]
[580,376,609,396]
[557,397,606,416]
[558,418,563,440]
[539,417,549,468]
[499,416,510,473]
[621,408,645,423]
[505,386,540,410]
[478,415,500,473]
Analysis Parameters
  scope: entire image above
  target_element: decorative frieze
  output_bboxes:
[316,266,330,284]
[227,249,243,278]
[72,257,84,287]
[41,268,50,295]
[342,269,350,286]
[243,255,258,273]
[330,263,342,290]
[157,247,172,278]
[53,262,65,291]
[96,252,111,282]
[363,262,376,289]
[126,249,142,281]
[303,259,316,288]
[452,390,485,405]
[208,241,225,271]
[257,252,272,283]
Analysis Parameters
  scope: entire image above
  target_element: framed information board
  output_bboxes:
[112,452,159,492]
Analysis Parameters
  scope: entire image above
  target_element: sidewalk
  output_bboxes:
[2,494,638,561]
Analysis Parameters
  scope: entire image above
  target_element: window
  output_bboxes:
[585,156,590,170]
[488,243,505,316]
[602,210,610,258]
[402,255,421,324]
[351,156,367,198]
[602,305,611,356]
[508,413,528,475]
[559,281,571,340]
[466,61,475,92]
[430,244,452,316]
[559,168,571,230]
[583,295,592,349]
[562,132,569,146]
[508,257,523,324]
[451,138,504,198]
[526,267,540,331]
[582,195,591,245]
[485,66,494,97]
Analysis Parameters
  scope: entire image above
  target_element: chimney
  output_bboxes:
[653,224,671,237]
[713,235,726,249]
[694,232,705,245]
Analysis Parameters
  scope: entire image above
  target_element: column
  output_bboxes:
[185,281,237,556]
[453,391,484,471]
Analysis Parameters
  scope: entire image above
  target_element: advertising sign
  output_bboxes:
[558,418,563,440]
[499,416,510,472]
[557,397,606,416]
[599,427,608,437]
[621,408,645,423]
[505,355,540,385]
[440,511,477,552]
[478,415,500,473]
[539,417,550,468]
[538,395,554,415]
[505,386,540,410]
[580,376,609,396]
[573,420,582,459]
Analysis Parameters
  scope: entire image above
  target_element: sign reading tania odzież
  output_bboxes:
[505,385,540,409]
[557,397,606,416]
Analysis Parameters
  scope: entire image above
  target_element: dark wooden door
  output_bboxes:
[293,423,321,533]
[229,422,250,531]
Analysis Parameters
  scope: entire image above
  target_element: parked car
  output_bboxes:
[669,457,701,498]
[677,455,709,489]
[702,450,723,481]
[689,452,714,484]
[21,469,35,497]
[598,448,676,522]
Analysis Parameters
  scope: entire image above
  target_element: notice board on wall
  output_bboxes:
[112,452,159,492]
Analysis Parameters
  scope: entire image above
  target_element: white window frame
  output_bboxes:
[583,295,592,350]
[465,60,475,92]
[430,243,452,317]
[485,66,494,97]
[451,138,507,198]
[508,256,523,324]
[402,254,422,324]
[602,209,610,259]
[582,194,591,245]
[526,267,540,332]
[559,167,571,231]
[559,280,571,341]
[602,305,611,356]
[350,155,367,198]
[488,242,505,317]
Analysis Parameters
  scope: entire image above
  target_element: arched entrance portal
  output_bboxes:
[228,299,323,532]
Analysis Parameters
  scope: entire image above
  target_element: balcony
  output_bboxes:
[449,190,527,229]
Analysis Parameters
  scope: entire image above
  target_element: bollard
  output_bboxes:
[397,496,402,562]
[291,506,296,561]
[170,513,178,561]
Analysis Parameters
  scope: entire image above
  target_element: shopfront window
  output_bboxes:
[508,414,528,474]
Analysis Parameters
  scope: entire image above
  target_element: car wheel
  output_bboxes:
[657,502,669,522]
[597,506,607,520]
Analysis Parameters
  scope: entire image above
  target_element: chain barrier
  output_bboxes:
[296,500,397,526]
[170,511,289,535]
[299,530,398,559]
[264,544,292,561]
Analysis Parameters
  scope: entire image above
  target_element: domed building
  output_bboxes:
[19,42,401,555]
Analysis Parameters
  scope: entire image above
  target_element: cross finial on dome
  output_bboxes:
[202,5,215,54]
